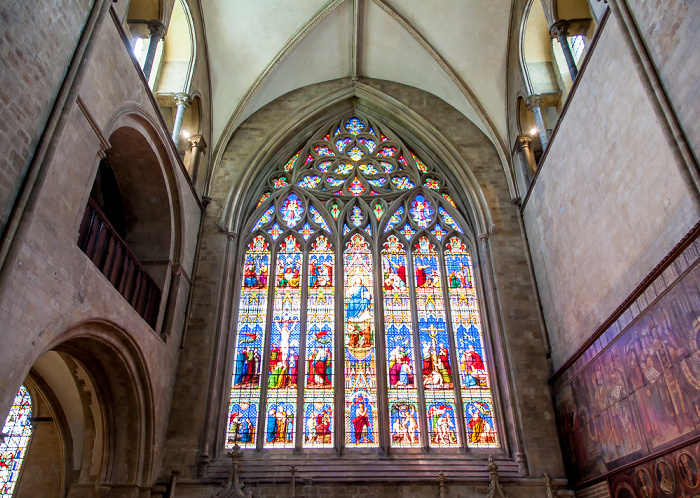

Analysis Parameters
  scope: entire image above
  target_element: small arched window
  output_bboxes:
[0,386,33,495]
[226,116,499,451]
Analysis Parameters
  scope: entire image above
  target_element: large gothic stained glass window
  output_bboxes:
[226,116,499,451]
[1,386,32,497]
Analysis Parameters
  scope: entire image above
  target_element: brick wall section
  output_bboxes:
[0,0,94,234]
[163,78,565,483]
[522,15,700,370]
[625,0,700,162]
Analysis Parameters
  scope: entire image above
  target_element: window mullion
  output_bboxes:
[334,234,344,455]
[373,236,390,453]
[296,250,310,452]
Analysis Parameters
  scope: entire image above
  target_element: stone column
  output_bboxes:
[186,134,207,188]
[516,135,538,180]
[550,20,579,81]
[526,94,549,150]
[142,20,166,82]
[171,93,191,148]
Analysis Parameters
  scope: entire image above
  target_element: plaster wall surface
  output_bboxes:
[522,14,700,370]
[0,0,95,234]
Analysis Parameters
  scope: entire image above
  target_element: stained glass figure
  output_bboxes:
[299,175,321,189]
[264,235,302,448]
[442,193,457,209]
[345,117,364,135]
[410,195,435,228]
[336,138,353,153]
[326,177,344,187]
[384,206,404,233]
[350,206,364,227]
[309,205,331,232]
[445,237,497,447]
[314,145,335,157]
[357,137,376,153]
[382,236,421,447]
[0,386,32,497]
[252,205,274,231]
[267,223,282,241]
[318,161,333,173]
[411,152,429,173]
[367,178,387,189]
[283,151,301,171]
[358,163,378,175]
[439,207,463,233]
[344,235,377,446]
[424,178,440,190]
[373,204,384,221]
[391,177,415,190]
[330,202,340,220]
[304,235,334,448]
[379,162,395,173]
[431,225,446,242]
[280,193,304,228]
[348,178,365,196]
[273,177,289,189]
[257,192,271,207]
[335,163,353,175]
[413,236,459,447]
[300,223,314,241]
[347,147,364,161]
[377,146,398,158]
[400,224,416,240]
[227,236,270,448]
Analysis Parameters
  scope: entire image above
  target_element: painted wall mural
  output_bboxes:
[554,234,700,486]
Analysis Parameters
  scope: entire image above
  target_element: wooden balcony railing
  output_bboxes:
[78,198,161,328]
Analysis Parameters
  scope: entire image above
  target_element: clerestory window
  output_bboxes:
[226,116,499,451]
[0,386,32,496]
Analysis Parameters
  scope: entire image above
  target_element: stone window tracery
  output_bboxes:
[226,116,498,451]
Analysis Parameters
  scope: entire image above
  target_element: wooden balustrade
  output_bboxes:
[78,198,161,328]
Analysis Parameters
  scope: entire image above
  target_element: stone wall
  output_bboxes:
[522,13,700,370]
[0,0,94,234]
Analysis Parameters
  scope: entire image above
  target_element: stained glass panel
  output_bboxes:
[267,223,282,241]
[439,207,463,233]
[0,386,32,497]
[280,193,304,228]
[445,237,498,447]
[326,177,344,187]
[399,224,416,240]
[347,147,364,161]
[442,193,457,208]
[264,235,302,448]
[330,202,340,220]
[384,206,404,233]
[430,224,446,242]
[409,194,435,228]
[227,236,270,448]
[309,205,331,232]
[304,235,334,448]
[257,192,271,207]
[377,146,398,158]
[391,177,415,190]
[273,177,289,189]
[336,138,353,153]
[424,178,440,190]
[314,145,335,157]
[299,175,321,189]
[283,151,301,171]
[345,118,364,135]
[318,161,333,173]
[252,205,274,231]
[358,163,378,175]
[373,204,384,221]
[379,162,395,173]
[397,155,408,167]
[382,236,421,447]
[335,163,353,175]
[344,234,378,446]
[367,178,387,189]
[413,236,459,447]
[411,152,428,173]
[350,206,364,227]
[357,138,376,153]
[348,178,365,196]
[300,223,314,241]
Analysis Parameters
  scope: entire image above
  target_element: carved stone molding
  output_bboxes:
[147,20,166,40]
[486,456,509,498]
[525,94,544,111]
[549,20,571,39]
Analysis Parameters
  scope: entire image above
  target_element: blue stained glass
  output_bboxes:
[409,194,435,229]
[344,224,350,236]
[252,205,274,231]
[300,223,315,241]
[367,178,387,188]
[358,137,376,153]
[336,138,353,153]
[317,161,333,173]
[314,145,335,157]
[335,163,353,175]
[267,223,283,240]
[384,206,404,233]
[400,224,416,240]
[377,146,398,158]
[348,147,364,161]
[227,401,257,446]
[359,163,378,175]
[379,162,395,173]
[280,193,304,227]
[304,402,333,447]
[345,117,365,135]
[350,206,364,227]
[334,127,342,136]
[439,207,463,233]
[326,177,344,187]
[264,401,296,447]
[365,225,372,236]
[367,126,377,137]
[427,401,458,446]
[391,176,415,190]
[299,175,321,189]
[430,224,446,242]
[309,205,331,232]
[0,386,33,496]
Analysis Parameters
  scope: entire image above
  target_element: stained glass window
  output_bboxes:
[228,115,499,452]
[0,386,32,497]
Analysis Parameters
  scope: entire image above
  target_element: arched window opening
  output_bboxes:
[226,116,499,452]
[0,386,32,496]
[126,0,165,86]
[156,0,195,96]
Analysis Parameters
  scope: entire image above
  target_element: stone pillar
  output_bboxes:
[186,134,207,188]
[526,94,549,150]
[171,93,191,148]
[516,135,538,181]
[550,20,579,81]
[142,20,166,82]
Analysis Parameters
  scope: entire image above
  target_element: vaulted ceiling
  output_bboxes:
[202,0,513,157]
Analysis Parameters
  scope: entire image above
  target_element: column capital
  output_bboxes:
[525,94,544,111]
[516,134,532,149]
[188,134,207,152]
[174,92,191,108]
[147,20,166,40]
[549,19,571,38]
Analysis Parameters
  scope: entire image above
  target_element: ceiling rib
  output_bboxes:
[351,0,361,80]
